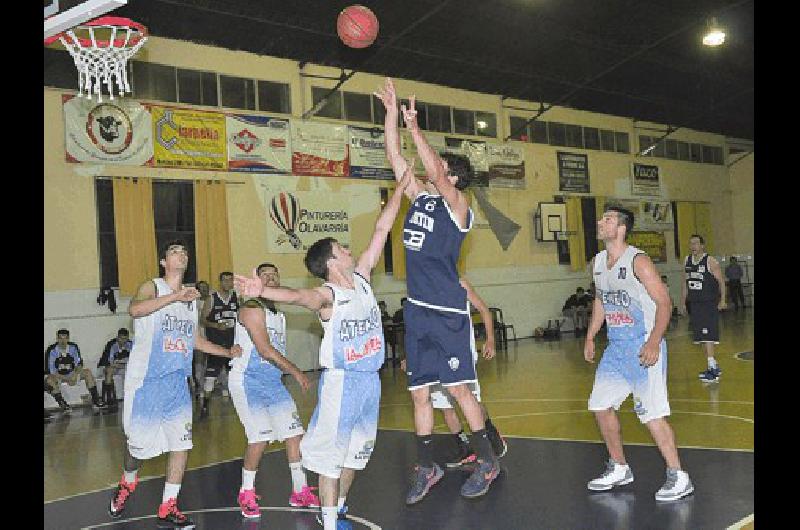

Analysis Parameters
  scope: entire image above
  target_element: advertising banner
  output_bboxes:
[348,126,394,180]
[226,114,291,174]
[265,189,351,253]
[151,106,227,170]
[627,231,667,262]
[487,143,525,188]
[63,94,153,165]
[631,163,661,196]
[291,121,349,177]
[558,151,590,193]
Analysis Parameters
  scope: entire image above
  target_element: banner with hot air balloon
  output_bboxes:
[266,190,352,253]
[291,121,350,177]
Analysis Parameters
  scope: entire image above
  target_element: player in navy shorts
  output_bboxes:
[375,77,500,503]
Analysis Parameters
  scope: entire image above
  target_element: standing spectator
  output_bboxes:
[199,272,239,418]
[44,329,105,412]
[97,328,132,413]
[725,257,746,311]
[392,298,407,325]
[563,287,590,334]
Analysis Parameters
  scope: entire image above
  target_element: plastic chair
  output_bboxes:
[489,307,516,349]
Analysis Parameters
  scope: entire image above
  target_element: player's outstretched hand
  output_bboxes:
[294,371,310,393]
[175,286,200,302]
[401,95,419,130]
[584,337,595,363]
[229,344,243,358]
[482,339,496,360]
[234,269,263,298]
[373,77,397,113]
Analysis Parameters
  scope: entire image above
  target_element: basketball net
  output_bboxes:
[46,16,148,102]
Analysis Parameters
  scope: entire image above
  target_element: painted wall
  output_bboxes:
[44,36,753,370]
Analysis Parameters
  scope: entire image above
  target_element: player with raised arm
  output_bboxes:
[235,165,413,530]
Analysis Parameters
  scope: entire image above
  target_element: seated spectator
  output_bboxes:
[44,329,105,412]
[97,328,132,412]
[563,287,590,334]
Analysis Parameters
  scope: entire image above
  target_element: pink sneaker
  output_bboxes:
[238,488,261,519]
[289,485,321,507]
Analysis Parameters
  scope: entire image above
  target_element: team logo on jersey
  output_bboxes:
[633,398,647,417]
[355,440,375,460]
[698,265,706,273]
[181,422,193,441]
[618,267,627,279]
[448,357,460,371]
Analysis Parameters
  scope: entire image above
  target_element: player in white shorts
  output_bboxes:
[107,240,242,529]
[585,206,693,502]
[408,278,507,467]
[236,164,412,530]
[230,262,321,519]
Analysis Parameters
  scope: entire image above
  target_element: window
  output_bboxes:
[153,181,197,283]
[665,139,678,159]
[475,111,497,138]
[312,86,343,119]
[220,75,255,110]
[583,127,600,150]
[95,179,119,288]
[177,68,218,107]
[258,80,290,114]
[372,95,387,126]
[710,146,724,165]
[565,124,583,148]
[131,61,177,102]
[344,91,372,122]
[615,132,629,153]
[702,145,716,165]
[531,121,548,143]
[677,141,690,161]
[600,129,615,152]
[509,117,530,141]
[549,122,567,146]
[426,103,451,133]
[652,137,665,157]
[690,143,703,163]
[639,135,653,156]
[44,48,82,90]
[453,109,474,135]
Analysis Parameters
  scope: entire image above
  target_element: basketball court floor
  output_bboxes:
[44,309,754,529]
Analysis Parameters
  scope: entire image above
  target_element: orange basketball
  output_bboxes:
[337,5,379,49]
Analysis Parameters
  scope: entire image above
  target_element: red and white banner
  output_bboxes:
[63,94,153,165]
[291,121,349,177]
[226,114,291,174]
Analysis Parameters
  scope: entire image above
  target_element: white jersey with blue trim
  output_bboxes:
[127,278,198,381]
[231,300,287,380]
[319,272,384,372]
[594,245,656,342]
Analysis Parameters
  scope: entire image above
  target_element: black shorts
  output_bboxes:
[689,300,720,343]
[404,302,475,390]
[205,354,229,377]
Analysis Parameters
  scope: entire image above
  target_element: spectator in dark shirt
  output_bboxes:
[725,257,746,311]
[97,328,133,412]
[563,288,590,334]
[393,297,407,325]
[44,329,105,413]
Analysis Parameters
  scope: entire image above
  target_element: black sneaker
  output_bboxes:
[445,447,478,469]
[157,498,195,528]
[109,475,138,518]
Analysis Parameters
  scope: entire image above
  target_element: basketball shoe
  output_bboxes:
[238,489,261,519]
[156,497,195,528]
[405,463,444,505]
[108,474,138,518]
[460,457,500,498]
[445,446,478,469]
[290,485,321,507]
[588,459,634,491]
[315,505,353,530]
[655,469,694,502]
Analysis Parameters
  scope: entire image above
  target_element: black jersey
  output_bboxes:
[684,254,719,303]
[205,291,239,348]
[45,343,82,375]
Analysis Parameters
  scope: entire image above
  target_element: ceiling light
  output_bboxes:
[703,17,725,46]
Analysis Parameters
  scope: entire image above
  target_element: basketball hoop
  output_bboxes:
[44,16,147,102]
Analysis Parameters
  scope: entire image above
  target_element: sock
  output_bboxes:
[416,434,434,468]
[123,469,138,485]
[337,496,346,510]
[289,462,307,492]
[470,429,495,463]
[484,417,498,436]
[707,357,718,369]
[162,482,181,504]
[54,393,68,408]
[322,507,338,530]
[241,468,257,491]
[88,386,102,403]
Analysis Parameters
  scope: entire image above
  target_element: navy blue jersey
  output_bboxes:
[402,192,473,312]
[98,338,133,367]
[684,254,719,303]
[205,291,239,348]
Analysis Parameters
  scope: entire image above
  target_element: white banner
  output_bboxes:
[63,94,153,165]
[265,189,352,253]
[487,143,525,188]
[291,121,349,177]
[348,126,394,180]
[226,114,291,173]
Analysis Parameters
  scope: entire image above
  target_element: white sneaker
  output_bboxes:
[655,468,694,502]
[588,459,634,491]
